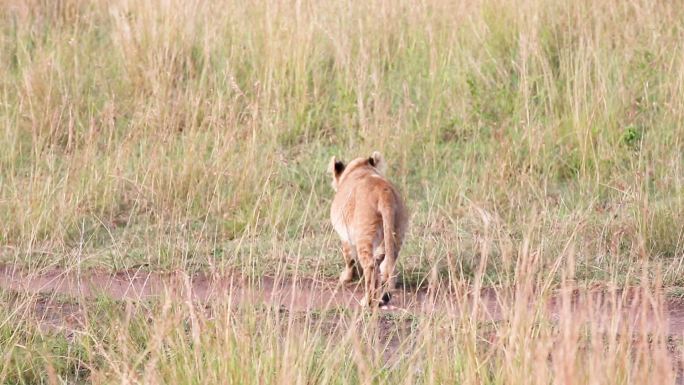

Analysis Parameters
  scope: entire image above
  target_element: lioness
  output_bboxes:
[328,151,407,307]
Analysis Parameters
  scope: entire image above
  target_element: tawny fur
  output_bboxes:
[328,151,408,307]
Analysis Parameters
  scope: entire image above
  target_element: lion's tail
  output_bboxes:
[378,190,400,305]
[379,191,397,269]
[379,186,404,305]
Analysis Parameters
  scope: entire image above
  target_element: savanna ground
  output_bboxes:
[1,0,684,383]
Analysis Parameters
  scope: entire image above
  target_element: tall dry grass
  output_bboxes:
[0,0,683,382]
[1,0,683,283]
[1,0,683,281]
[0,229,680,384]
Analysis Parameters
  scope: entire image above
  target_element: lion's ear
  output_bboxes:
[369,151,386,173]
[328,156,345,176]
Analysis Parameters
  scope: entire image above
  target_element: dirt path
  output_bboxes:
[1,264,683,336]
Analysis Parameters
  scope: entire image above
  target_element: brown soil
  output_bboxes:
[1,264,684,336]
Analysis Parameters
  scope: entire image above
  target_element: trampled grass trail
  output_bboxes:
[2,264,684,334]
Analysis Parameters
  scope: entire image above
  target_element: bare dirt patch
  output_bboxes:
[1,264,683,336]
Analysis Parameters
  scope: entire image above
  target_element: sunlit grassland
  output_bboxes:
[1,0,684,383]
[0,263,680,384]
[1,0,683,283]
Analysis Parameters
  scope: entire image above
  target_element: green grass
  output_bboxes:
[2,0,683,285]
[1,0,684,383]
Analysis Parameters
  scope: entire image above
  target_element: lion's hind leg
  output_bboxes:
[357,242,378,307]
[339,241,359,285]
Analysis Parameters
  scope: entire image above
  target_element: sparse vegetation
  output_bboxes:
[1,0,683,383]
